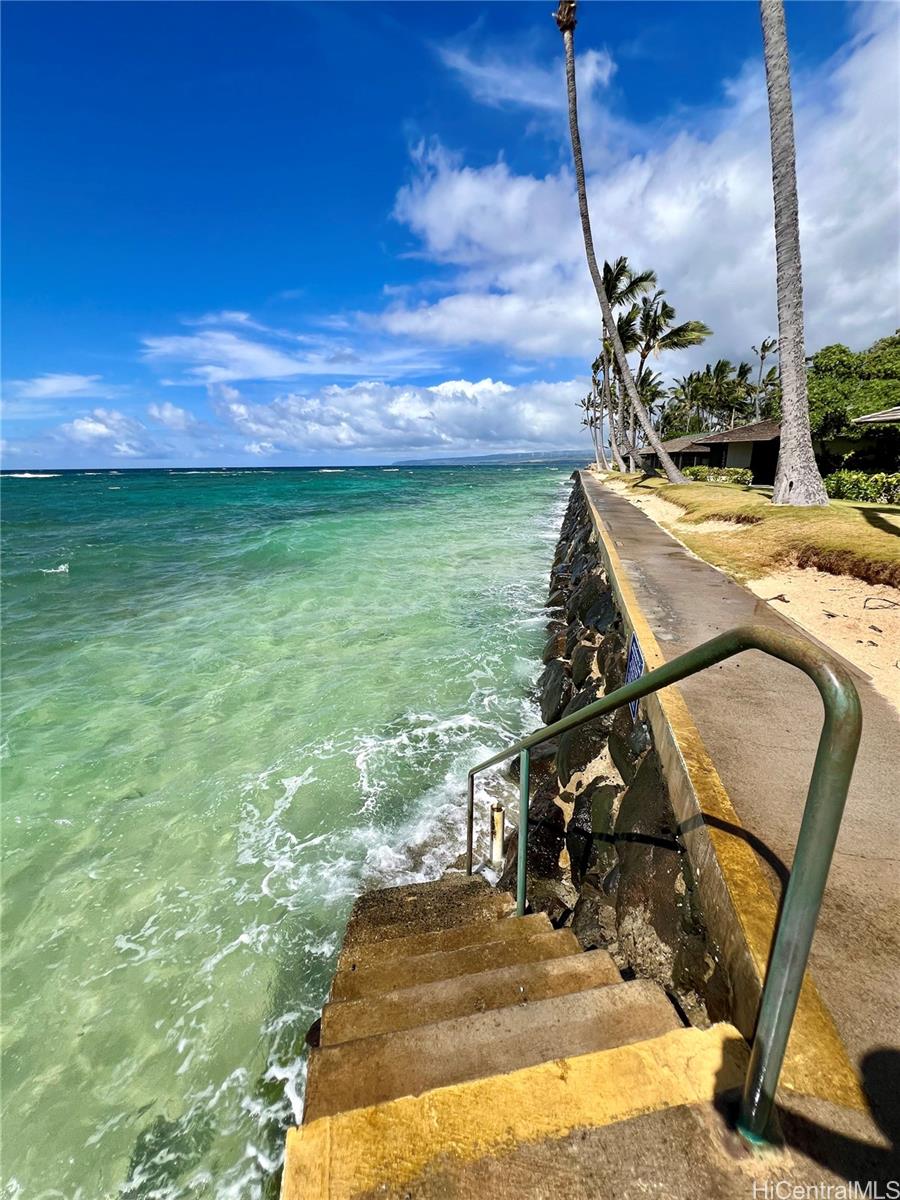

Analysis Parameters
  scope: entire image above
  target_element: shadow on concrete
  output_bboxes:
[715,1048,900,1185]
[679,811,791,903]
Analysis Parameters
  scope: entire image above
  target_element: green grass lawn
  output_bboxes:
[613,475,900,587]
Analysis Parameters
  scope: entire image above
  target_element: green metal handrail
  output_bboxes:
[465,623,861,1146]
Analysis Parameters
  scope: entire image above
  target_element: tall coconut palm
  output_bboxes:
[731,361,753,427]
[638,369,666,429]
[579,392,606,471]
[669,372,706,435]
[635,292,711,385]
[612,304,641,460]
[554,0,688,485]
[751,336,778,420]
[760,0,827,505]
[603,258,657,318]
[589,363,610,469]
[595,350,627,472]
[602,259,656,469]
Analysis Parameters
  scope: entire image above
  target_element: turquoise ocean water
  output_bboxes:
[1,464,576,1199]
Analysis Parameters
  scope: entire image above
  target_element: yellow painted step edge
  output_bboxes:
[281,1022,748,1200]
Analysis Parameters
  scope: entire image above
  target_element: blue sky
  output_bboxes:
[2,0,897,467]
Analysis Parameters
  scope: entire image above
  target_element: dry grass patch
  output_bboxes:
[605,474,900,587]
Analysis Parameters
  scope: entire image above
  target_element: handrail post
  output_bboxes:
[463,622,862,1146]
[737,666,861,1144]
[465,773,475,875]
[517,749,530,917]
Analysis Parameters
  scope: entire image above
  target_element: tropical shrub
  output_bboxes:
[683,466,754,485]
[823,470,900,505]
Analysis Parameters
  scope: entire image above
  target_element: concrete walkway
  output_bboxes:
[580,474,899,1134]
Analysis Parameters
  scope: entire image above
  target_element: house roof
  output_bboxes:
[658,435,711,454]
[697,419,782,445]
[852,406,900,425]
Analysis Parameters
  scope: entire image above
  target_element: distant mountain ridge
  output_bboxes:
[392,450,591,466]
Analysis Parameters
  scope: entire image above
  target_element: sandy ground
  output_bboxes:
[596,472,900,713]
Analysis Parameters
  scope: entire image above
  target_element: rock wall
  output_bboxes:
[500,475,731,1026]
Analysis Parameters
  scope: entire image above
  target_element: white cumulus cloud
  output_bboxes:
[147,401,197,431]
[384,6,899,370]
[215,376,590,456]
[59,408,154,458]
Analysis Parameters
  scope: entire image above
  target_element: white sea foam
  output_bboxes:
[317,469,345,473]
[41,563,69,574]
[8,472,60,478]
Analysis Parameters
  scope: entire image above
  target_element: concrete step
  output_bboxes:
[330,928,582,1003]
[305,978,681,1121]
[283,1025,749,1200]
[322,947,621,1046]
[336,911,552,975]
[342,875,513,949]
[349,872,485,918]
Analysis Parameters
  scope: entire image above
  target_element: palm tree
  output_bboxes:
[758,365,780,417]
[670,372,706,435]
[580,392,607,471]
[589,364,610,469]
[703,359,737,428]
[603,258,657,316]
[760,0,827,505]
[635,292,711,385]
[751,336,778,420]
[731,361,753,427]
[554,0,688,485]
[636,369,666,439]
[602,260,656,470]
[594,351,627,472]
[610,304,642,469]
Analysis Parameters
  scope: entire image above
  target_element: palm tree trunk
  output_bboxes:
[628,407,637,471]
[593,377,610,469]
[555,2,687,486]
[603,348,627,472]
[760,0,827,506]
[614,367,633,468]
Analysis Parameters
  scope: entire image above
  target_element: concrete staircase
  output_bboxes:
[281,873,755,1199]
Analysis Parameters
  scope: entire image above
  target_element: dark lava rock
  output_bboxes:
[570,780,620,889]
[569,552,595,590]
[565,620,585,657]
[608,713,652,785]
[565,572,610,625]
[547,587,566,609]
[565,787,594,890]
[571,882,618,951]
[549,563,572,590]
[508,737,558,783]
[542,629,567,664]
[570,638,598,687]
[556,682,615,788]
[499,776,565,891]
[584,589,617,633]
[597,630,627,693]
[538,660,572,725]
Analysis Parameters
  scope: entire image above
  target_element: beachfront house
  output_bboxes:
[695,419,782,483]
[641,434,713,472]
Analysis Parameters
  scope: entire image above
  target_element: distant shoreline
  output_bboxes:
[2,455,593,475]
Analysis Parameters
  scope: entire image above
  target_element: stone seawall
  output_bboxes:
[499,474,730,1026]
